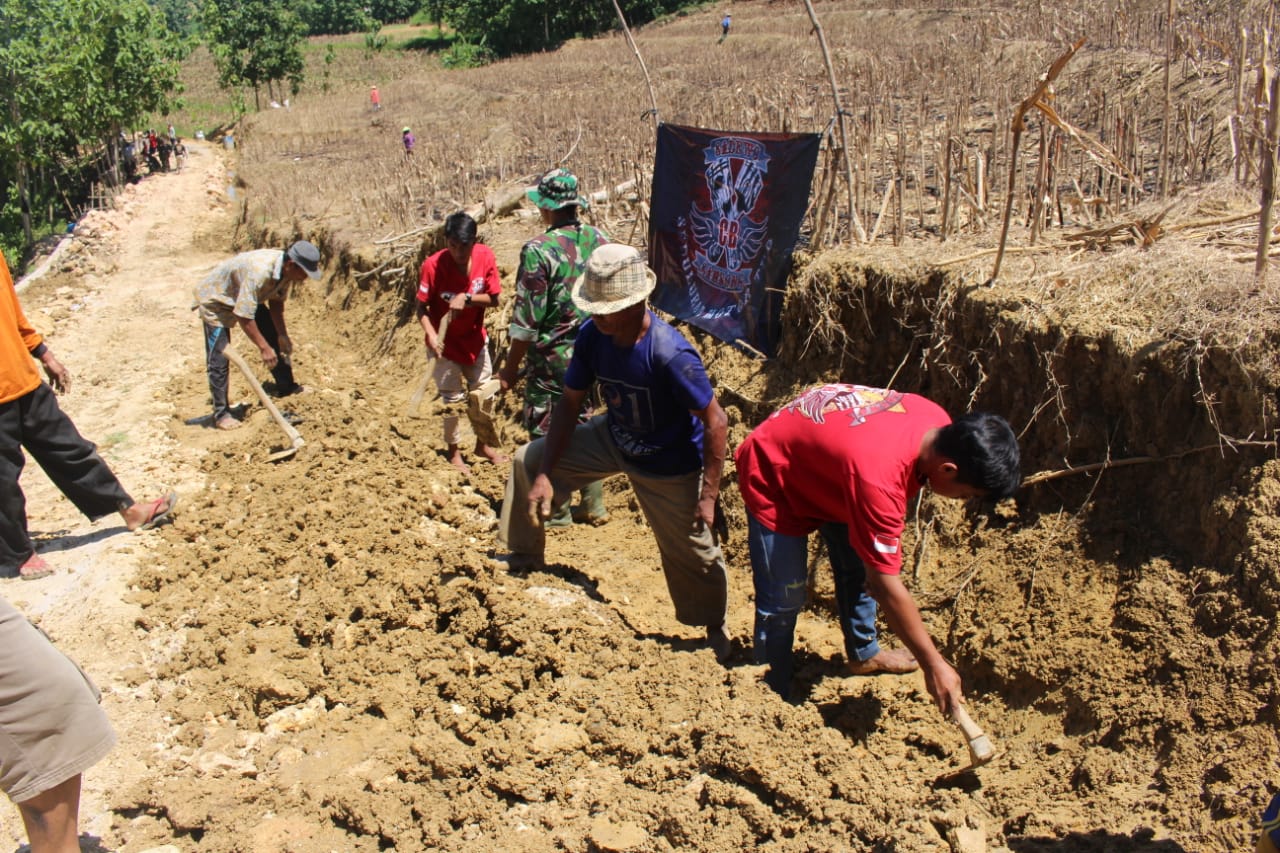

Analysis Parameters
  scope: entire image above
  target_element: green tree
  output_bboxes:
[0,0,184,248]
[201,0,305,109]
[149,0,199,35]
[443,0,687,58]
[298,0,371,36]
[368,0,420,24]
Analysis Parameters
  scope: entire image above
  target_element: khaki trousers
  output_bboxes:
[498,415,727,627]
[433,347,493,447]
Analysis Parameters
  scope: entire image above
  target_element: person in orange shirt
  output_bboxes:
[0,248,177,853]
[0,250,176,580]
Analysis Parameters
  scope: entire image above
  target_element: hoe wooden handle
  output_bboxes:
[950,703,996,767]
[224,347,305,448]
[406,312,452,417]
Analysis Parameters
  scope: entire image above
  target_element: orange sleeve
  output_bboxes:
[0,251,46,404]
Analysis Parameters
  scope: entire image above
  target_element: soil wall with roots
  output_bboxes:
[122,232,1280,851]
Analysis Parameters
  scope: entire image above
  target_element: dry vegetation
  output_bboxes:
[221,1,1280,345]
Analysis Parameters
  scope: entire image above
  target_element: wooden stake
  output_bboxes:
[609,0,660,135]
[802,0,867,243]
[1256,67,1280,285]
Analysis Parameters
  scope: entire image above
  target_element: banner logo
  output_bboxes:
[649,124,819,357]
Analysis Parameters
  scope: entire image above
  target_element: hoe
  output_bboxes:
[224,347,306,462]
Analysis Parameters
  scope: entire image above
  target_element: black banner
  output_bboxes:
[648,123,820,357]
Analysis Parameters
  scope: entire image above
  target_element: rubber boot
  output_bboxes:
[754,609,800,701]
[572,480,609,526]
[544,500,574,528]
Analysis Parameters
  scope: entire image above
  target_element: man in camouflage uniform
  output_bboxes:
[499,168,609,526]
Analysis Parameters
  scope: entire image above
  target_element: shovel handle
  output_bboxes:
[407,311,452,416]
[950,703,996,765]
[224,347,305,447]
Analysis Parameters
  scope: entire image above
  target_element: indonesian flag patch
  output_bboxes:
[873,535,900,555]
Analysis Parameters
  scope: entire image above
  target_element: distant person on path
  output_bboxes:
[497,244,731,662]
[121,137,138,182]
[402,127,415,156]
[416,211,506,472]
[167,123,177,145]
[370,85,381,111]
[735,384,1021,704]
[192,241,323,431]
[498,167,610,526]
[0,250,177,581]
[174,138,187,171]
[720,13,731,42]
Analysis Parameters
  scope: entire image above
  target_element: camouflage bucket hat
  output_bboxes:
[528,167,589,211]
[572,244,656,315]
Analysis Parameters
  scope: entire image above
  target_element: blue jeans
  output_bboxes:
[747,512,880,699]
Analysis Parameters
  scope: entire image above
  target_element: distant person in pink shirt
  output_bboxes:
[370,85,381,111]
[735,384,1020,705]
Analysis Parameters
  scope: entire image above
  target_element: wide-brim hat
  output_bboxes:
[528,167,589,211]
[286,240,323,279]
[572,244,656,315]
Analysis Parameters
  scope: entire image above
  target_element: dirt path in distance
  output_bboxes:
[0,142,233,851]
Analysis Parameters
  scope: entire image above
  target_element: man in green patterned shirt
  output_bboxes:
[499,168,609,526]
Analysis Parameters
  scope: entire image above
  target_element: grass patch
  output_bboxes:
[101,432,130,449]
[398,27,456,53]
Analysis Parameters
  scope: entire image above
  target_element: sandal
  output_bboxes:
[137,491,178,531]
[19,553,54,581]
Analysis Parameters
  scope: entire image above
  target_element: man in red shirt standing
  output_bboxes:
[417,211,506,472]
[735,384,1020,707]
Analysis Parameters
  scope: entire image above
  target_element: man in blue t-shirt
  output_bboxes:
[497,244,730,661]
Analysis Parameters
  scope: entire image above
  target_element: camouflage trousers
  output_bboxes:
[522,370,593,438]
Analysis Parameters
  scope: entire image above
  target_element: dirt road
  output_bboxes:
[2,142,230,850]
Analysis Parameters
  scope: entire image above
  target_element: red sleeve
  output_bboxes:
[848,475,908,575]
[416,256,435,303]
[480,246,501,296]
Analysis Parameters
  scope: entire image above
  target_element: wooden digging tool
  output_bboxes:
[405,311,452,418]
[224,347,306,462]
[950,704,996,768]
[467,378,503,447]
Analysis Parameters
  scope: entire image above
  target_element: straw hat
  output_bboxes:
[572,244,656,315]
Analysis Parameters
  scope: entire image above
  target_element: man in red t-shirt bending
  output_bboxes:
[734,384,1020,708]
[417,212,507,472]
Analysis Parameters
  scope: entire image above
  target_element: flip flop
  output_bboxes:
[137,491,179,531]
[19,554,54,581]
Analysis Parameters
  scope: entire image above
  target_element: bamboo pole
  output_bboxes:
[941,135,954,239]
[1256,68,1280,285]
[610,0,660,135]
[1159,0,1175,197]
[801,0,867,243]
[992,38,1086,283]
